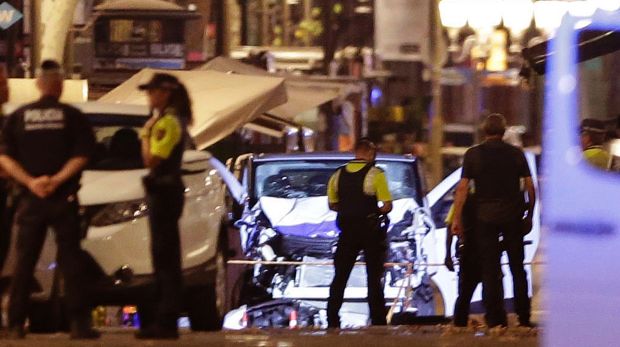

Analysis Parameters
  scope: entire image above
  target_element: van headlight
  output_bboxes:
[90,199,149,227]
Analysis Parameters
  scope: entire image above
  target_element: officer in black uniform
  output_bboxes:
[326,139,393,328]
[135,73,192,340]
[444,192,497,327]
[0,60,99,339]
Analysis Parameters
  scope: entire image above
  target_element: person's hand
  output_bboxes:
[451,219,464,238]
[45,176,63,196]
[444,255,455,272]
[28,176,51,198]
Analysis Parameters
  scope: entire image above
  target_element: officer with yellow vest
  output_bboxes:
[326,138,393,328]
[580,118,611,170]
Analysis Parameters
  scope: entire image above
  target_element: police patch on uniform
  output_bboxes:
[23,108,65,131]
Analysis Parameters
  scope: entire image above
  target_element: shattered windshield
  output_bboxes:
[254,160,419,201]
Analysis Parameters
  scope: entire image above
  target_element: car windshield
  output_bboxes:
[87,114,148,171]
[254,159,419,201]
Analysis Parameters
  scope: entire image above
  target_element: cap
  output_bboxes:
[138,73,180,91]
[580,118,607,134]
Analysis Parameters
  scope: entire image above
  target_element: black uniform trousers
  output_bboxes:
[0,180,12,272]
[143,180,185,330]
[8,194,90,328]
[452,240,484,327]
[475,219,530,327]
[327,217,387,328]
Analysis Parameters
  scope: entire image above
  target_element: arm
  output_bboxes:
[0,155,48,198]
[523,176,536,218]
[451,178,470,237]
[141,134,162,169]
[375,170,393,214]
[142,115,181,169]
[444,226,455,271]
[0,154,35,187]
[327,171,339,211]
[48,157,89,191]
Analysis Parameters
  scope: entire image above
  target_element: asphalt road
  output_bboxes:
[0,326,539,347]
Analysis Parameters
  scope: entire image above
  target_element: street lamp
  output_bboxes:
[502,0,534,53]
[439,0,469,52]
[534,0,568,36]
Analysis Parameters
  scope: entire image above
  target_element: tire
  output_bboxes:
[187,246,226,331]
[411,276,445,317]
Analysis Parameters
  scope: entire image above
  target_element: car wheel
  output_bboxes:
[411,277,446,317]
[187,246,226,331]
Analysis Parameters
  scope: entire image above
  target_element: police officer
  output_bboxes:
[444,191,501,327]
[135,73,192,340]
[0,60,99,339]
[580,118,611,169]
[326,138,392,328]
[452,114,536,328]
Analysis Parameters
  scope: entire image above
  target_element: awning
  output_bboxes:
[98,68,287,149]
[523,30,620,75]
[95,0,200,18]
[199,57,345,120]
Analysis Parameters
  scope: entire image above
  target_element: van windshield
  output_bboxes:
[254,160,419,202]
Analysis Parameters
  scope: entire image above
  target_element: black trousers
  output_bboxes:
[473,220,507,327]
[452,241,484,327]
[501,222,531,325]
[475,219,530,327]
[0,182,13,273]
[8,194,91,328]
[144,181,185,330]
[327,218,387,328]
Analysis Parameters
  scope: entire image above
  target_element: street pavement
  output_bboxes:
[0,325,539,347]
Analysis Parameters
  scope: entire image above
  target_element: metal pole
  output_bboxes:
[428,0,444,187]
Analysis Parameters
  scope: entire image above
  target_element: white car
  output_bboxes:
[222,151,540,328]
[0,102,240,332]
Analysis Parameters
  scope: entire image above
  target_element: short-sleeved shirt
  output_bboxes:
[462,139,531,201]
[147,108,186,178]
[0,96,96,197]
[327,160,392,204]
[583,146,610,169]
[149,112,182,160]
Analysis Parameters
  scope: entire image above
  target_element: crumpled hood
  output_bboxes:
[78,169,149,206]
[257,196,419,238]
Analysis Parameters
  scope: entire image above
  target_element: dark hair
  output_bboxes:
[482,113,507,137]
[40,59,62,71]
[355,137,376,152]
[168,82,193,126]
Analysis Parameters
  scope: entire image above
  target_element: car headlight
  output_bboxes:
[90,199,149,227]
